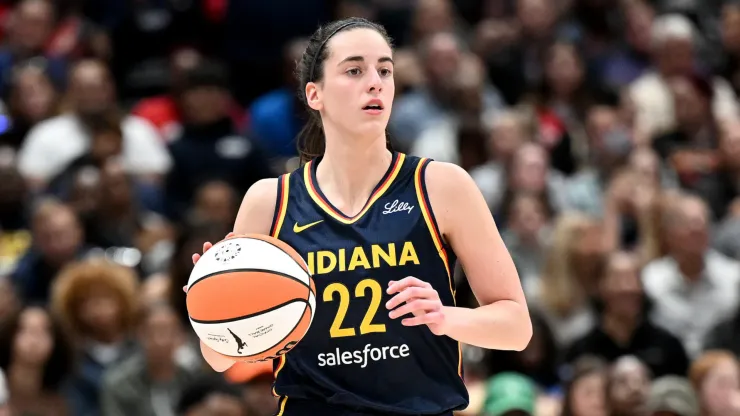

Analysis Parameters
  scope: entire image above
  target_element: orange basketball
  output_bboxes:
[186,234,315,362]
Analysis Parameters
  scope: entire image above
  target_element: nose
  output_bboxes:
[367,70,383,94]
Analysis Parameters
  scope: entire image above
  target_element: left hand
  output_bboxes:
[386,276,446,336]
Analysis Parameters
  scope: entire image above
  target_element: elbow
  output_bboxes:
[511,311,533,351]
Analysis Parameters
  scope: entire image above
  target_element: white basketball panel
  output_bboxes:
[191,300,308,357]
[188,237,310,288]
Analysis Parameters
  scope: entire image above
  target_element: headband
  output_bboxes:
[309,22,362,82]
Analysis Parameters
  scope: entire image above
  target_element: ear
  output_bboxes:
[305,82,323,111]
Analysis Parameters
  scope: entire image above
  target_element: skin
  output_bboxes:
[187,27,532,372]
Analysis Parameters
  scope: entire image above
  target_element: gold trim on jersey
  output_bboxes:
[271,174,291,396]
[303,153,406,224]
[272,174,291,239]
[413,157,462,378]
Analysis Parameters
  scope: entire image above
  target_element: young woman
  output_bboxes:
[187,17,531,416]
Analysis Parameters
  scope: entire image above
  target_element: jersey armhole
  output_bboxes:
[413,158,453,286]
[269,173,291,239]
[414,158,464,380]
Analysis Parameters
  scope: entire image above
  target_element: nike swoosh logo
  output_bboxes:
[293,220,324,233]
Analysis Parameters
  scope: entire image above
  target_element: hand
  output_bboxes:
[183,232,235,293]
[386,276,446,336]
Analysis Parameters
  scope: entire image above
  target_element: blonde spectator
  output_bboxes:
[534,213,605,347]
[689,350,740,416]
[51,258,140,415]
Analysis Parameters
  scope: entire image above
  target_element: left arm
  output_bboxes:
[387,161,532,351]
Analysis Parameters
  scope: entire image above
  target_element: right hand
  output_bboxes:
[184,232,236,372]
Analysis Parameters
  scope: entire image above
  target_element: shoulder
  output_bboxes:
[244,178,280,206]
[234,178,281,235]
[423,160,477,196]
[102,355,145,388]
[27,115,76,138]
[122,115,161,138]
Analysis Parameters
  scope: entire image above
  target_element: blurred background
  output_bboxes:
[0,0,739,415]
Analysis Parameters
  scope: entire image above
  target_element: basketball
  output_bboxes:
[186,234,316,362]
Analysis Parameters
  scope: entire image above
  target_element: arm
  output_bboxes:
[195,177,278,372]
[387,162,531,351]
[429,162,532,351]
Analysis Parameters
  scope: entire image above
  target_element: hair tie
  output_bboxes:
[309,22,361,82]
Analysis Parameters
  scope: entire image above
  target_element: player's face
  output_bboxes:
[309,28,395,139]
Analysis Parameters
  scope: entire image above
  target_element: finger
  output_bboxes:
[225,232,235,239]
[387,276,431,294]
[192,253,201,265]
[202,241,213,253]
[386,287,438,310]
[389,299,440,319]
[183,285,187,293]
[402,311,443,327]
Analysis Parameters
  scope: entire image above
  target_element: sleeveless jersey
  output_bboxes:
[268,152,468,415]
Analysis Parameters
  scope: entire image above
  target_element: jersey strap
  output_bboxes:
[270,173,291,239]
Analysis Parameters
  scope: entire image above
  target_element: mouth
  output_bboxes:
[362,100,384,112]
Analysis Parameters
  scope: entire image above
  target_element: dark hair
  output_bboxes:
[295,17,394,164]
[0,304,74,391]
[561,356,609,416]
[176,374,243,414]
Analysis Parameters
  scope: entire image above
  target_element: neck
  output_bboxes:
[316,131,392,215]
[9,362,44,397]
[676,254,704,281]
[602,312,638,346]
[147,357,176,382]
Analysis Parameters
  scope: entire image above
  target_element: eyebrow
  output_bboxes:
[337,56,394,66]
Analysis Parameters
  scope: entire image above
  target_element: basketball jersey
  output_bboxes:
[268,152,469,415]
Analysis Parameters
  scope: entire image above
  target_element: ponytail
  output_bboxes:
[297,115,325,165]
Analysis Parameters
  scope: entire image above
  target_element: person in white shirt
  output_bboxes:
[17,59,171,190]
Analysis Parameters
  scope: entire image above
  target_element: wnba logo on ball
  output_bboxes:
[214,242,242,263]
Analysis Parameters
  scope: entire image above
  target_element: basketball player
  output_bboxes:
[187,17,532,416]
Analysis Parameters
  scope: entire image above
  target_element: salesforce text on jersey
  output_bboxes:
[317,343,410,368]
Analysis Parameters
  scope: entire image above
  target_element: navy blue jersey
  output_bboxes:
[269,152,468,415]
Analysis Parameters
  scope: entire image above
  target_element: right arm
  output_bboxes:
[194,178,279,372]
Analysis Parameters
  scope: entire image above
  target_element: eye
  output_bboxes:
[379,68,393,77]
[346,68,361,76]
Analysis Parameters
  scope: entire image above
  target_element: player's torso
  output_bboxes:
[270,153,468,414]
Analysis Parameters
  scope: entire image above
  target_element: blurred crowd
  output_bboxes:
[1,0,740,416]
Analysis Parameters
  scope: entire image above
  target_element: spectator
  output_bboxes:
[629,14,739,138]
[566,251,689,378]
[533,212,604,347]
[164,59,274,222]
[0,0,68,97]
[11,199,89,304]
[248,38,309,159]
[642,194,740,357]
[689,350,740,416]
[482,372,537,416]
[0,305,73,416]
[17,59,171,190]
[561,356,608,416]
[176,375,247,416]
[646,376,699,416]
[51,258,139,416]
[101,302,199,416]
[606,355,652,416]
[131,48,246,143]
[0,61,59,150]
